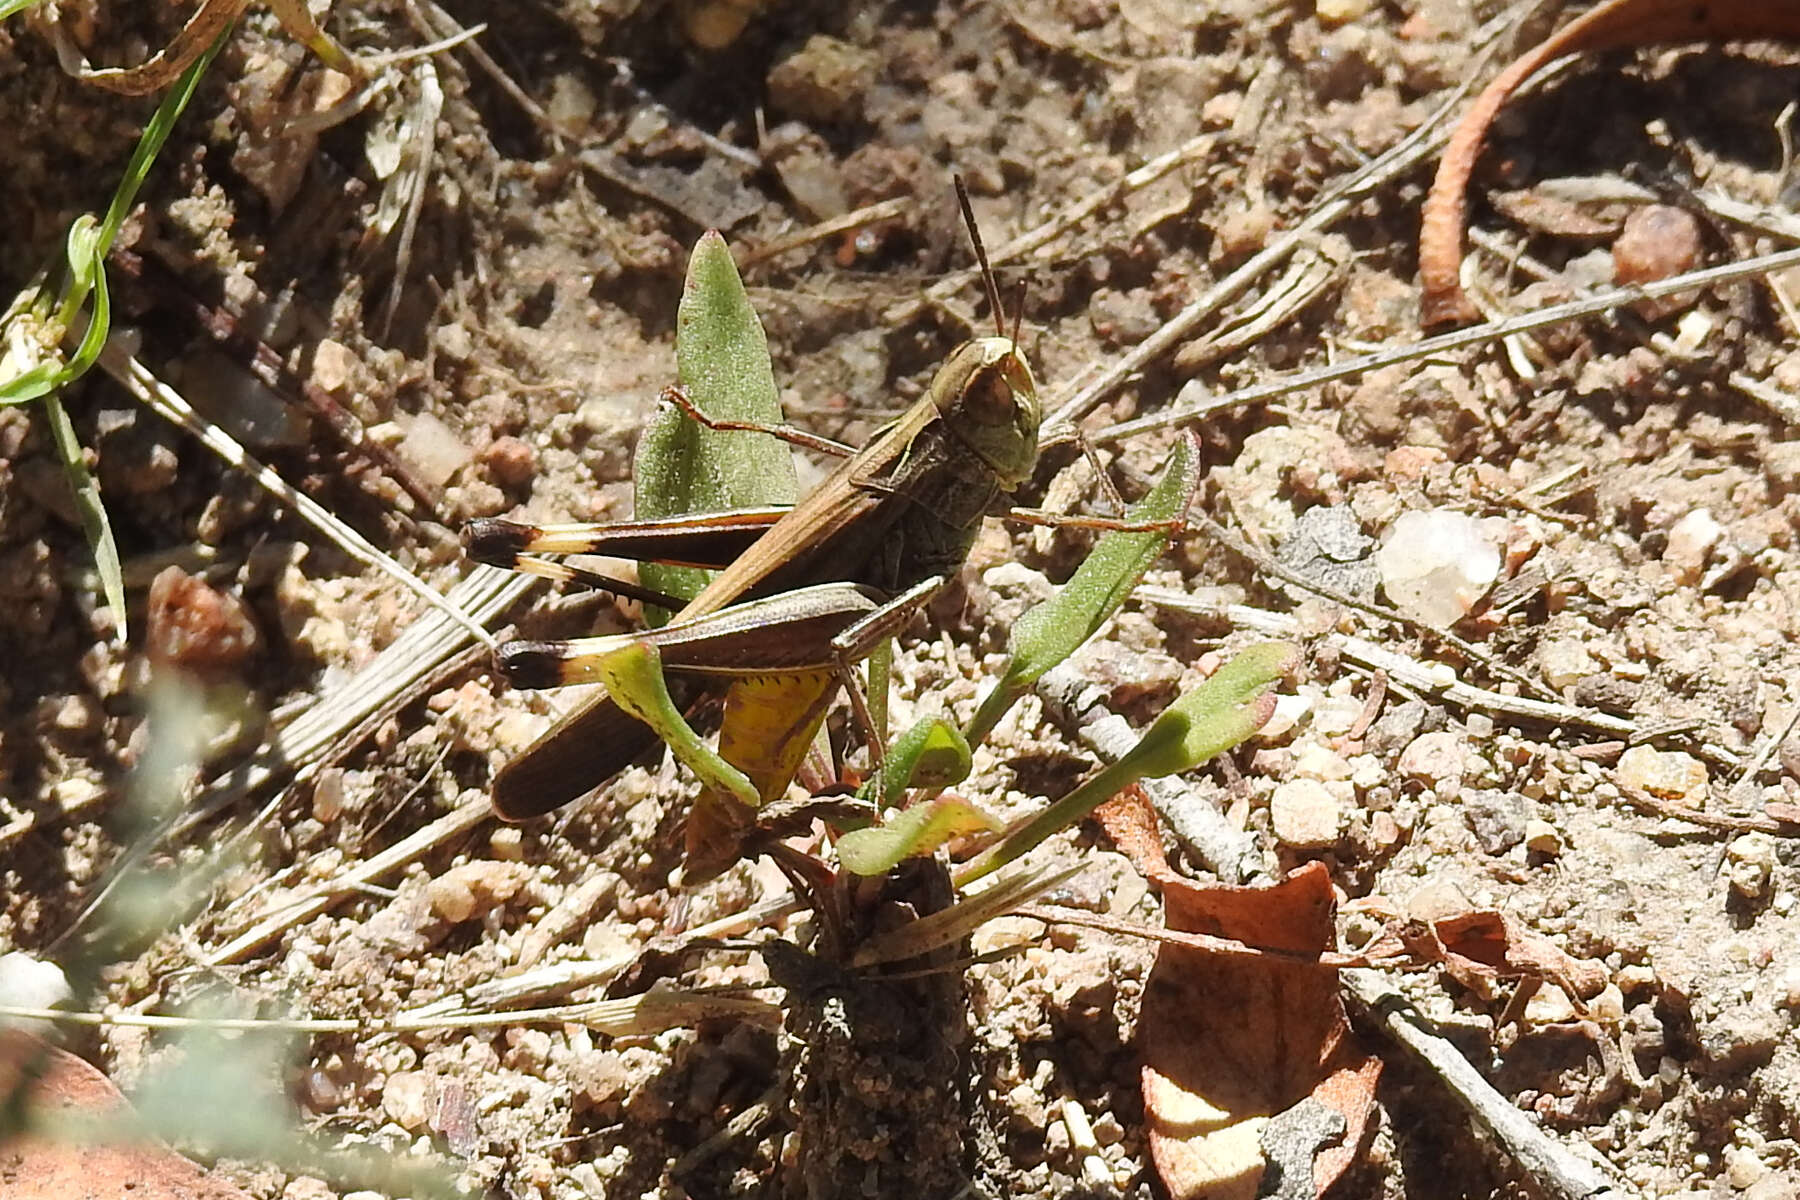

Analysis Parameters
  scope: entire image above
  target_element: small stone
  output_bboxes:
[489,826,525,861]
[1745,1177,1798,1200]
[1697,1002,1783,1073]
[1365,699,1428,755]
[1270,778,1343,849]
[1375,510,1501,625]
[1613,204,1702,290]
[311,768,345,823]
[481,436,537,488]
[1775,968,1800,1014]
[1463,789,1530,854]
[505,1028,553,1073]
[1537,635,1599,691]
[1312,694,1364,737]
[1398,730,1466,790]
[382,1071,434,1131]
[1523,819,1562,855]
[1292,743,1353,781]
[767,35,880,125]
[571,1049,630,1111]
[1316,0,1375,24]
[1616,745,1708,804]
[1724,1146,1768,1191]
[1405,880,1472,923]
[1523,983,1577,1025]
[1587,982,1626,1025]
[1277,505,1378,603]
[1664,508,1723,582]
[425,861,533,923]
[310,338,358,394]
[1724,833,1777,902]
[1259,692,1314,741]
[146,566,260,678]
[399,412,474,489]
[0,952,72,1036]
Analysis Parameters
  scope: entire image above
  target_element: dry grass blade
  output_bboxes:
[100,342,498,650]
[205,793,495,965]
[0,991,782,1037]
[194,565,525,823]
[400,894,801,1019]
[1095,243,1800,443]
[849,860,1083,969]
[1039,105,1458,442]
[55,0,355,95]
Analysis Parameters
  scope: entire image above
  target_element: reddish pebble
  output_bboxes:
[1612,205,1702,288]
[482,435,537,487]
[146,566,260,677]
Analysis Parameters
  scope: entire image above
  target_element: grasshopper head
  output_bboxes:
[932,335,1040,489]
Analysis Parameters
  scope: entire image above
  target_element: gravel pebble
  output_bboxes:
[1270,778,1342,849]
[1616,745,1709,804]
[1398,730,1466,790]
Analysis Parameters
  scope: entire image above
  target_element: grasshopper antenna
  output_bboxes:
[954,173,1006,338]
[1010,279,1027,345]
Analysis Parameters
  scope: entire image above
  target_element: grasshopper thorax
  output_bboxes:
[930,335,1040,490]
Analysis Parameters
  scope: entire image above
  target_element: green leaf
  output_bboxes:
[838,795,1002,876]
[0,38,224,640]
[964,434,1199,748]
[634,231,796,618]
[864,716,973,808]
[42,392,126,645]
[1110,641,1299,779]
[591,639,759,808]
[955,641,1296,886]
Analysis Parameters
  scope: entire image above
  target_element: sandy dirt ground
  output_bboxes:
[3,1,1800,1197]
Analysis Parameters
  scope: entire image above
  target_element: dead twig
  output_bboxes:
[1613,781,1800,837]
[1096,243,1800,443]
[735,197,912,269]
[108,246,445,516]
[1144,591,1744,770]
[1419,0,1800,326]
[1039,63,1485,443]
[1342,969,1633,1200]
[206,792,495,964]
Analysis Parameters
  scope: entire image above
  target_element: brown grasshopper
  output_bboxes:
[465,182,1040,832]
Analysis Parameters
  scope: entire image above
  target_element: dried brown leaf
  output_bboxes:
[0,1031,250,1200]
[1140,863,1380,1200]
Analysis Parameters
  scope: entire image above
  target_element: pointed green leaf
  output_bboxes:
[863,716,973,808]
[838,795,1003,876]
[635,231,796,617]
[955,641,1296,886]
[1111,641,1299,779]
[964,434,1199,747]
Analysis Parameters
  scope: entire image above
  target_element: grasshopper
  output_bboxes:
[466,182,1040,831]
